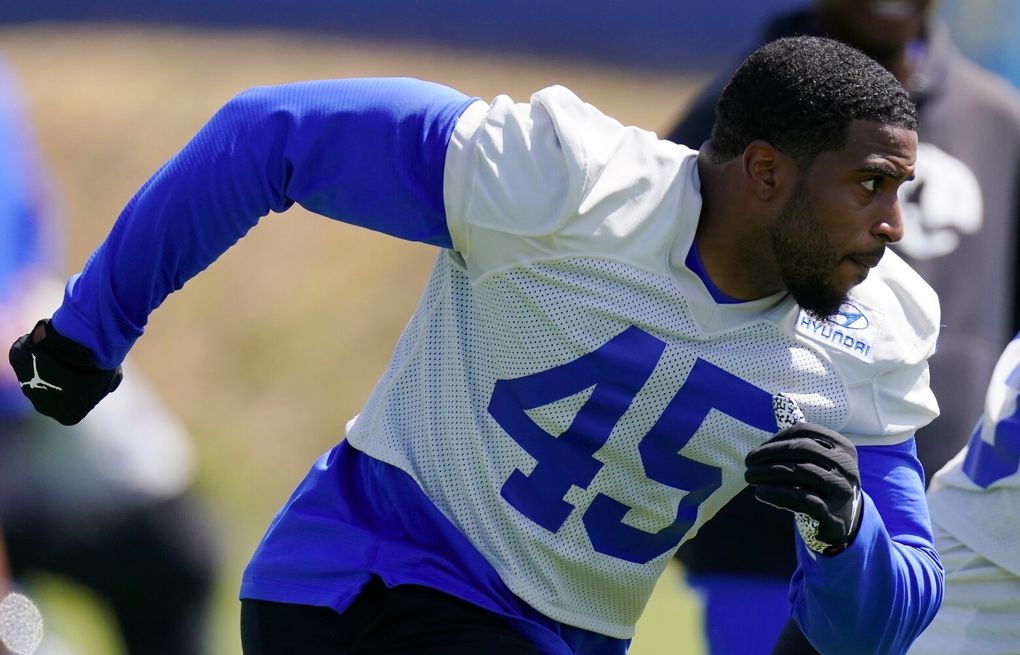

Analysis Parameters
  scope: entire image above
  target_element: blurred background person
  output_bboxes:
[0,58,219,654]
[663,1,1020,652]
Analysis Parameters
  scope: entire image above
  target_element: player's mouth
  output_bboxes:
[848,251,884,270]
[844,251,884,283]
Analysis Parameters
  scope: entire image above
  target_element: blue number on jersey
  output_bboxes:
[490,326,666,532]
[962,360,1020,488]
[489,326,777,564]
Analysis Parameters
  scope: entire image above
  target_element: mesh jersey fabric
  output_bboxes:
[339,87,940,636]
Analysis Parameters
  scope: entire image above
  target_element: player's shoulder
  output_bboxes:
[865,248,939,321]
[791,249,939,372]
[445,84,697,263]
[527,84,603,117]
[787,250,940,443]
[457,84,687,157]
[454,85,615,135]
[853,248,940,363]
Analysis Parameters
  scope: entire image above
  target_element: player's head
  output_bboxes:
[711,36,918,319]
[710,35,917,170]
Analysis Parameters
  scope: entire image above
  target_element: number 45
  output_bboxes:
[488,326,779,564]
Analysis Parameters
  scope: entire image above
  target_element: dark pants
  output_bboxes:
[241,578,543,654]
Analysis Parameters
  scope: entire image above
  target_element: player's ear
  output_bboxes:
[741,140,795,202]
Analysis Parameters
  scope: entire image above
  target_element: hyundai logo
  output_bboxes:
[830,303,869,329]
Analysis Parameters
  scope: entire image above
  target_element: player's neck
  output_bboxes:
[695,153,784,301]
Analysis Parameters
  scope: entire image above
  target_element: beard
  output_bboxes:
[768,184,848,320]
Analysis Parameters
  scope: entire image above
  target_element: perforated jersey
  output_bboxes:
[927,332,1020,577]
[344,86,941,637]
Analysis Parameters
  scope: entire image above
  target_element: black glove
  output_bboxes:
[9,318,123,426]
[745,422,862,555]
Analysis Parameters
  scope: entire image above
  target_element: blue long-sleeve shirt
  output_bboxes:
[53,78,472,367]
[49,79,941,653]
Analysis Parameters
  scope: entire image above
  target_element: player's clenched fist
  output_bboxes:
[8,318,123,426]
[745,423,862,556]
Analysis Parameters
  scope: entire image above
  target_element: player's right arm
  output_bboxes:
[9,78,478,423]
[751,265,943,654]
[793,437,942,654]
[746,426,942,655]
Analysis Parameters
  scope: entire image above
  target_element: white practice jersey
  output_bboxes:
[345,86,941,637]
[927,334,1020,578]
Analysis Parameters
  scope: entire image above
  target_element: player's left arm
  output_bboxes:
[759,253,944,654]
[786,436,942,654]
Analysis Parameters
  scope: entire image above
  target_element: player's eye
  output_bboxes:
[860,178,878,193]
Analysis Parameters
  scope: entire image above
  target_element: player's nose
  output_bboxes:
[872,196,905,243]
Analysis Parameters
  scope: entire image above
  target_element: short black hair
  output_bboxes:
[710,36,918,168]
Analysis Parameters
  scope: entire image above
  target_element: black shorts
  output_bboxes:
[241,577,544,654]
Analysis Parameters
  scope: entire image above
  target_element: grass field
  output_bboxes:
[1,24,708,653]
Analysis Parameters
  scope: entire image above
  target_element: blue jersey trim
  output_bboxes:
[684,243,742,304]
[240,440,629,655]
[51,78,476,368]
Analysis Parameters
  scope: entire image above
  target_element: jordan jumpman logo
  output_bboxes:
[20,353,62,391]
